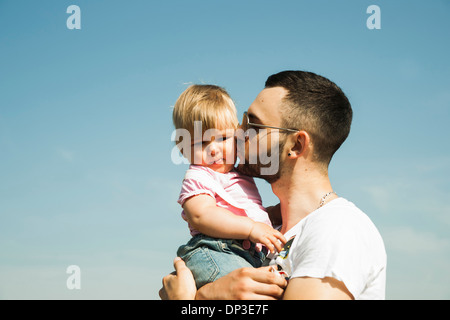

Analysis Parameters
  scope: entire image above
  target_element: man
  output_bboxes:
[160,71,386,300]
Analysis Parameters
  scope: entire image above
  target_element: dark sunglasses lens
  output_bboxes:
[242,113,248,130]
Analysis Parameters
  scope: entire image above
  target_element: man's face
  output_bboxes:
[236,87,288,183]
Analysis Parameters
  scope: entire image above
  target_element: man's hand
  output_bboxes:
[159,257,197,300]
[248,222,286,254]
[196,266,287,300]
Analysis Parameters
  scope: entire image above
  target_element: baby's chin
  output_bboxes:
[207,162,235,174]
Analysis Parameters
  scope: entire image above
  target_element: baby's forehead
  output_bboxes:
[191,128,235,141]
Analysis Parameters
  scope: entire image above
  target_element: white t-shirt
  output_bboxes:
[270,197,386,300]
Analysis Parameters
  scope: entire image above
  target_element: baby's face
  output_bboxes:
[189,128,236,173]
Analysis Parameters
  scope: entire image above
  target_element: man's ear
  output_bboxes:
[288,130,310,158]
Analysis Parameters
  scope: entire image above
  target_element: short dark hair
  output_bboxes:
[265,70,352,166]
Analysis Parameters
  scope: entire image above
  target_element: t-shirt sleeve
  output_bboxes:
[289,214,371,298]
[177,177,216,207]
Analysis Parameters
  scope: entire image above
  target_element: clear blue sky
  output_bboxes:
[0,0,449,299]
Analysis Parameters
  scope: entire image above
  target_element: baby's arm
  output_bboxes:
[183,194,253,239]
[183,195,286,253]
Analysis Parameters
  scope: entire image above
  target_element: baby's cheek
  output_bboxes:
[228,139,237,152]
[190,149,206,165]
[225,141,237,160]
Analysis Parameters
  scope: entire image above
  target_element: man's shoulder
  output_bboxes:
[302,198,384,245]
[313,198,372,225]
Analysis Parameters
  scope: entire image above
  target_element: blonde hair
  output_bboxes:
[173,84,239,135]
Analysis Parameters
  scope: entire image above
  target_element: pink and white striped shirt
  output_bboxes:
[178,165,272,237]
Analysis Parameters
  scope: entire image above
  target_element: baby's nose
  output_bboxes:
[208,142,220,156]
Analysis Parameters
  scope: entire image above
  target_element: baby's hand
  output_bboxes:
[248,222,287,254]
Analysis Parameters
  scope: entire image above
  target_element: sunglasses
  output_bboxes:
[242,112,299,133]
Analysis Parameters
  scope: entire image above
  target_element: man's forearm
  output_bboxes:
[195,282,214,300]
[195,266,287,300]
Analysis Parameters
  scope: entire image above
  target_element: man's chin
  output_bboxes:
[236,163,280,184]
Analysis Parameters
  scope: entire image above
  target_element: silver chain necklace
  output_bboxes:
[318,191,337,209]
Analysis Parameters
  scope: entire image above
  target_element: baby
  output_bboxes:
[172,84,286,289]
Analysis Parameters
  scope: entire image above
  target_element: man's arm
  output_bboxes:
[159,259,287,300]
[282,277,353,300]
[196,267,287,300]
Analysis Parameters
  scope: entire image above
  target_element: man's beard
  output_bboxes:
[236,138,286,184]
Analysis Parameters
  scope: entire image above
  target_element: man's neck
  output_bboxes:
[272,165,336,234]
